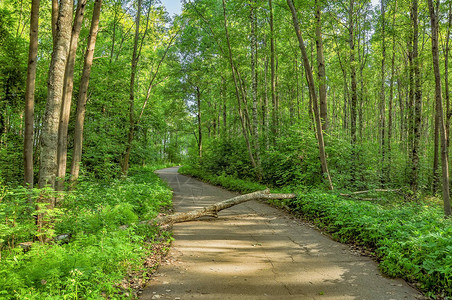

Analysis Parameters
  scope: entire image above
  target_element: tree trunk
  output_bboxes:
[445,1,452,148]
[433,98,440,193]
[196,87,202,159]
[263,56,269,148]
[39,0,73,191]
[70,0,102,184]
[315,0,327,132]
[410,0,422,196]
[110,2,119,63]
[287,0,333,190]
[380,0,386,183]
[250,0,261,179]
[152,190,295,225]
[269,0,278,143]
[24,0,40,190]
[387,0,397,181]
[56,0,87,191]
[122,0,142,176]
[428,0,451,217]
[222,0,257,171]
[51,0,58,46]
[349,0,358,145]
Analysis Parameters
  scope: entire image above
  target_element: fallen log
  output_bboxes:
[340,188,402,198]
[150,189,296,225]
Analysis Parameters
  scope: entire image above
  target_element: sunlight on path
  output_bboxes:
[140,167,423,299]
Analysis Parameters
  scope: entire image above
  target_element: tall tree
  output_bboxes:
[287,0,333,190]
[269,0,278,142]
[444,0,452,148]
[56,0,88,191]
[428,0,451,217]
[315,0,327,131]
[380,0,386,181]
[250,0,261,177]
[409,0,422,195]
[24,0,40,189]
[387,0,397,181]
[122,0,142,175]
[348,0,358,145]
[222,0,257,172]
[70,0,102,184]
[39,0,73,191]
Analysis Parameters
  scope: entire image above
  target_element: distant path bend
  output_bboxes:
[141,167,423,300]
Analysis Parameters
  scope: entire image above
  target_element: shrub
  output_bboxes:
[0,165,173,299]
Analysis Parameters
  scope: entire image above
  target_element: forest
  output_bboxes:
[0,0,452,298]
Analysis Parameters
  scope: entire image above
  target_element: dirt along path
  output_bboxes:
[141,167,423,299]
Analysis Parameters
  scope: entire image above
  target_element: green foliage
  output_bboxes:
[287,191,452,297]
[0,166,172,299]
[179,165,266,193]
[198,138,255,179]
[261,124,320,187]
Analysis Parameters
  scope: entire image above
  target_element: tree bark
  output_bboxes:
[269,0,278,143]
[410,0,422,196]
[387,0,397,181]
[24,0,40,190]
[348,0,358,145]
[70,0,102,184]
[196,87,202,159]
[152,190,295,225]
[263,56,269,147]
[445,1,452,148]
[56,0,88,191]
[433,97,440,193]
[315,0,327,132]
[428,0,451,217]
[380,0,386,182]
[250,0,261,179]
[51,0,58,47]
[39,0,73,191]
[287,0,333,190]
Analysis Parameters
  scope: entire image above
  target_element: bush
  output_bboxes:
[179,165,266,193]
[0,165,173,299]
[261,125,320,187]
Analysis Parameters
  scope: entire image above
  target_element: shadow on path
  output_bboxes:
[140,167,423,300]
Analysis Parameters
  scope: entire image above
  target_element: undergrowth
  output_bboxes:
[180,164,452,299]
[179,165,266,193]
[0,165,173,299]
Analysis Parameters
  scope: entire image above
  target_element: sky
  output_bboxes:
[371,0,380,7]
[160,0,182,16]
[158,0,380,17]
[158,0,381,18]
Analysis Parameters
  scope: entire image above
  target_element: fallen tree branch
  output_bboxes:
[340,189,402,198]
[150,189,296,225]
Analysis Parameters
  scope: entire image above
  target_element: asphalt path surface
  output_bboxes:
[141,167,424,300]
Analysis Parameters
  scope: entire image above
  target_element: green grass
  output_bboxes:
[0,165,173,299]
[181,164,452,299]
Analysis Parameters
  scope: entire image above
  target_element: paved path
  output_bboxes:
[141,167,423,300]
